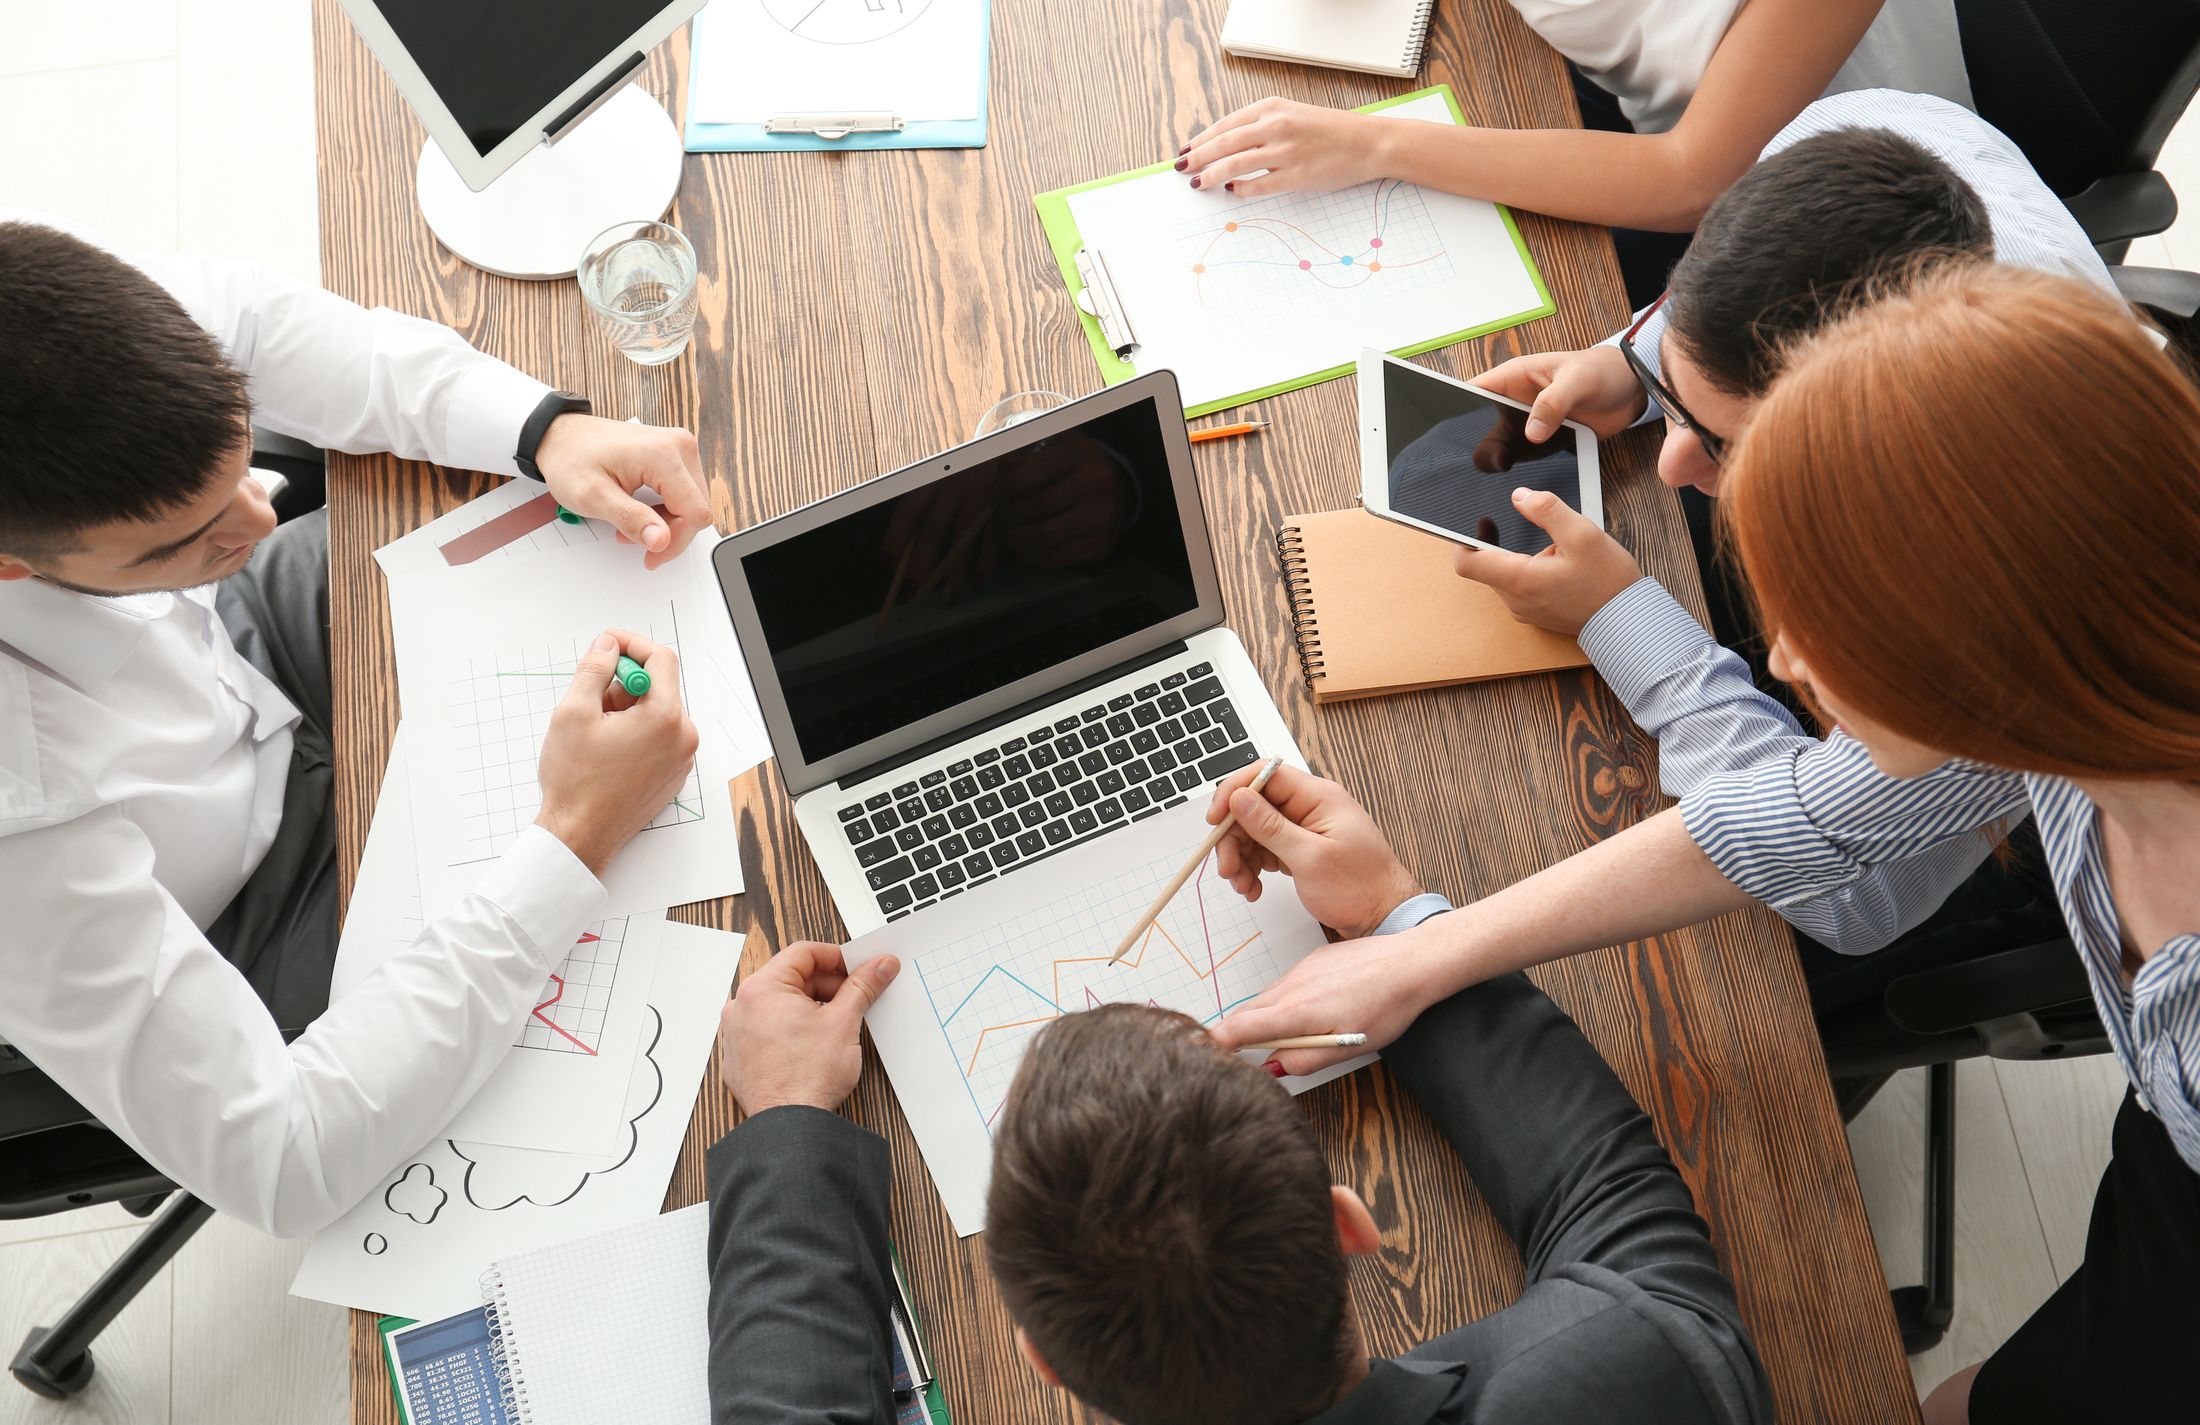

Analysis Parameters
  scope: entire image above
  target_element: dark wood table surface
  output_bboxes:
[315,1,1918,1420]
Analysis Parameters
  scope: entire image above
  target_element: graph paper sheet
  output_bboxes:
[292,919,744,1320]
[1063,91,1546,411]
[337,728,664,1156]
[485,1203,712,1425]
[846,799,1374,1234]
[390,535,750,918]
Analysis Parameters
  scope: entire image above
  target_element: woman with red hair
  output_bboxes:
[1212,262,2199,1421]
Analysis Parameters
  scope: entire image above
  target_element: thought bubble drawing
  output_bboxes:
[363,1232,388,1255]
[454,1006,666,1211]
[383,1162,448,1225]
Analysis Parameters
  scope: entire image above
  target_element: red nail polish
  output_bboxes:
[1178,145,1190,156]
[1190,177,1202,189]
[1265,1060,1286,1078]
[1174,158,1187,172]
[1224,182,1235,192]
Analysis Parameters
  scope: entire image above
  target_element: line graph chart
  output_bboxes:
[442,610,705,869]
[1174,179,1458,335]
[912,847,1285,1134]
[519,925,628,1056]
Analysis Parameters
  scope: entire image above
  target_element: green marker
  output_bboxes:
[613,655,651,696]
[555,505,583,525]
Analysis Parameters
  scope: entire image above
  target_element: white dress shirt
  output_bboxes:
[1511,0,1972,136]
[0,212,608,1236]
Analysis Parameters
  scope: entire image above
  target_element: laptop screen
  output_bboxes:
[739,400,1202,766]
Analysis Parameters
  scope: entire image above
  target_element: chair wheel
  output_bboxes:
[9,1329,95,1401]
[1890,1286,1950,1356]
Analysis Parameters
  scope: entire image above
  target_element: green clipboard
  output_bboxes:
[378,1316,416,1423]
[1033,84,1556,418]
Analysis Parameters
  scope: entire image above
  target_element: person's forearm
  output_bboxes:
[1410,807,1754,996]
[1373,121,1728,232]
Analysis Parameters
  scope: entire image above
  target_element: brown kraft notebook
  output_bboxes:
[1277,507,1591,703]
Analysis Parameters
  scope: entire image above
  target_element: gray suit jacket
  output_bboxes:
[704,973,1772,1425]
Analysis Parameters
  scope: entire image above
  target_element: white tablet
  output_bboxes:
[1357,349,1602,555]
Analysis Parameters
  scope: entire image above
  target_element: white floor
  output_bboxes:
[1,6,2196,1421]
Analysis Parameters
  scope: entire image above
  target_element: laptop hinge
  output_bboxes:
[836,641,1190,791]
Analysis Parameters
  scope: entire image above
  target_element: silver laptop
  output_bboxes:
[712,372,1301,935]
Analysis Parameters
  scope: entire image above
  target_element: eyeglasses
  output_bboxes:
[1618,291,1727,467]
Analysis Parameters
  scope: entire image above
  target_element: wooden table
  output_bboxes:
[317,2,1918,1420]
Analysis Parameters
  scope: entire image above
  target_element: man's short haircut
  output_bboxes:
[1667,126,1993,397]
[0,222,250,557]
[986,1005,1352,1425]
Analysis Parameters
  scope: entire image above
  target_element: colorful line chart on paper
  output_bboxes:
[845,798,1374,1234]
[1050,87,1555,414]
[1176,180,1458,335]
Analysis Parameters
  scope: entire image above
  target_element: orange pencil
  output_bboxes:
[1189,419,1270,445]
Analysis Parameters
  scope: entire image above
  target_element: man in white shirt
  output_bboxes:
[0,215,709,1236]
[1446,92,2111,988]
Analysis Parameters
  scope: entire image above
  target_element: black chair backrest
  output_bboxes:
[1957,0,2200,194]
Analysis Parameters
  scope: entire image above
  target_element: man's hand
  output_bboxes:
[532,414,713,570]
[718,942,901,1116]
[1213,923,1441,1076]
[1180,98,1392,197]
[1453,488,1644,636]
[1206,764,1421,939]
[1474,346,1649,452]
[534,631,701,875]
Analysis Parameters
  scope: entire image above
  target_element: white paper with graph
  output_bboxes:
[390,537,748,918]
[845,799,1375,1234]
[337,728,666,1157]
[1063,90,1548,410]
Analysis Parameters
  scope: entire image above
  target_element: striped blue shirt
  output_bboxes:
[1576,88,2116,955]
[1683,752,2200,1174]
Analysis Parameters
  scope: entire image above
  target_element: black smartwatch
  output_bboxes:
[513,391,592,480]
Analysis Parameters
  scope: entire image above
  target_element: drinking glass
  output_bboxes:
[577,221,699,366]
[972,390,1070,439]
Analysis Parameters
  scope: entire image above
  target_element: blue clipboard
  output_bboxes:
[683,1,990,153]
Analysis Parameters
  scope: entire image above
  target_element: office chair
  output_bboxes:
[251,424,329,523]
[1956,0,2200,325]
[1818,934,2110,1354]
[0,1050,213,1401]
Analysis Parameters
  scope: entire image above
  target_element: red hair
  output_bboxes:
[1722,263,2200,781]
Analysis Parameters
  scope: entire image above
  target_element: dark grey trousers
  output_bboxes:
[206,508,338,1033]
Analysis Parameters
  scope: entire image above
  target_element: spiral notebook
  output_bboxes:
[1221,0,1438,78]
[385,1205,949,1425]
[1279,507,1589,702]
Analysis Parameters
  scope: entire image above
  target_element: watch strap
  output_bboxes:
[514,391,592,481]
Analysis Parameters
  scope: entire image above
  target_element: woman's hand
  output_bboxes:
[1179,98,1401,198]
[1212,922,1447,1075]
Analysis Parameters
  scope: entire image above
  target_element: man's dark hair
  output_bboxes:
[1667,127,1994,397]
[985,1004,1352,1425]
[0,222,250,557]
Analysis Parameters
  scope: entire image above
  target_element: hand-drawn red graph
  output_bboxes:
[515,922,627,1056]
[914,856,1284,1132]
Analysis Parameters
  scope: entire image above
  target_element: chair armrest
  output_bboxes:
[2067,171,2179,249]
[2115,264,2200,321]
[1885,937,2092,1036]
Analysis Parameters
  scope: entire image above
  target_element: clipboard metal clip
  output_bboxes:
[764,112,905,139]
[1074,247,1138,361]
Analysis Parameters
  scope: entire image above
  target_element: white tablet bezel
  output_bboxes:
[335,0,704,192]
[1356,347,1603,553]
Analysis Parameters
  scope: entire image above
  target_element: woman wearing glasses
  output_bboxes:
[1209,262,2200,1423]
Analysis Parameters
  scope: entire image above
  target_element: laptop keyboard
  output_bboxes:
[833,660,1259,921]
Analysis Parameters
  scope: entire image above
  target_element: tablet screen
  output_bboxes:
[1382,360,1582,554]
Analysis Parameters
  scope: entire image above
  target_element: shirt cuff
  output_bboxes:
[441,360,555,479]
[1577,577,1719,709]
[1373,892,1456,937]
[466,824,609,966]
